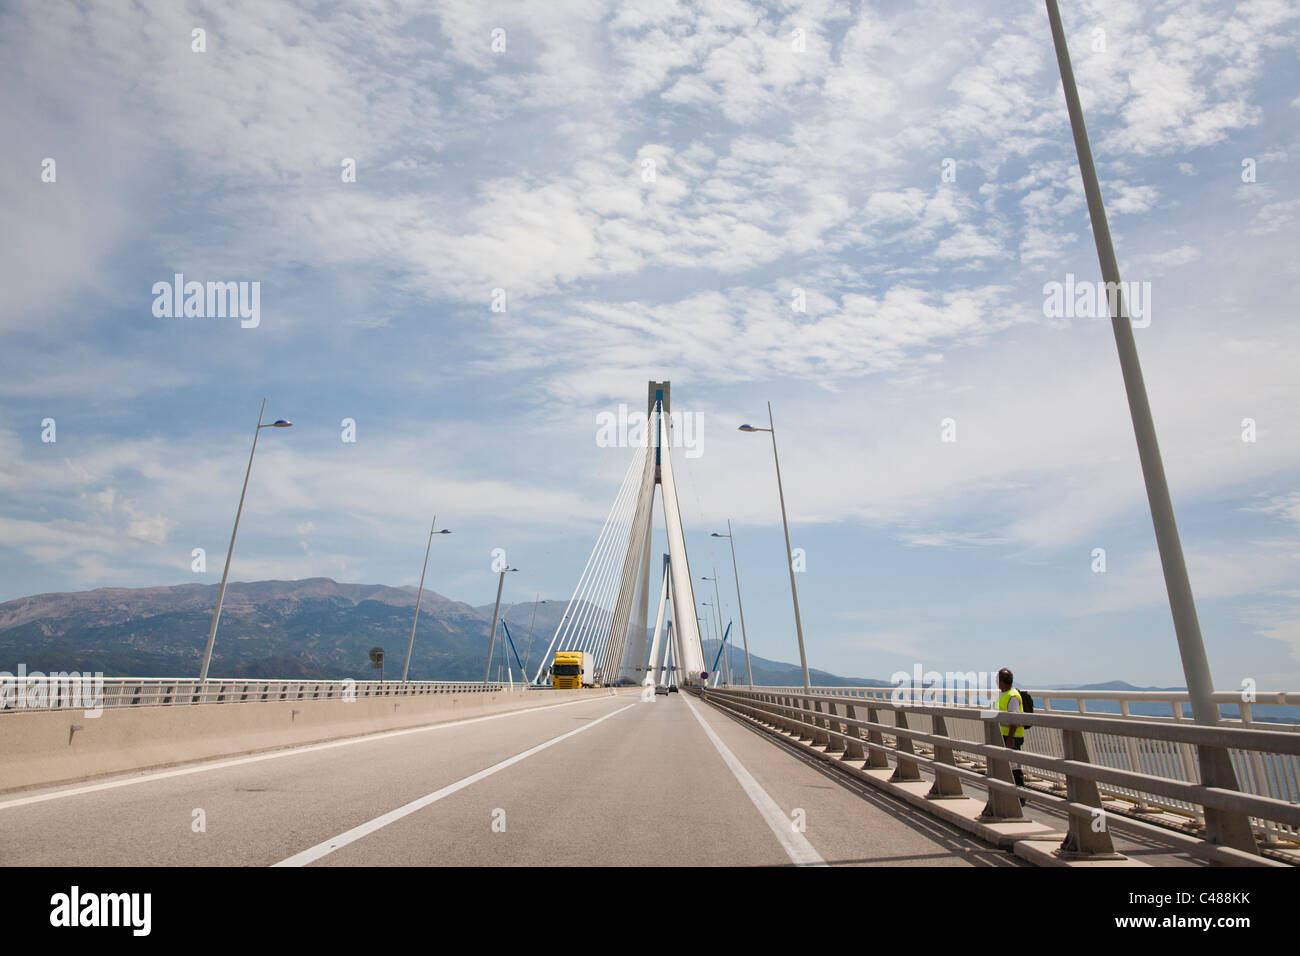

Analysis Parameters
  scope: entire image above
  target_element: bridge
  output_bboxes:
[3,365,1296,872]
[2,373,1298,871]
[3,369,1298,870]
[1,4,1297,892]
[2,674,1297,869]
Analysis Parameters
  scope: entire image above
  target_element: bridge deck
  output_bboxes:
[1,691,1025,866]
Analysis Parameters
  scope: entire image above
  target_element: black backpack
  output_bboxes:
[1021,689,1034,714]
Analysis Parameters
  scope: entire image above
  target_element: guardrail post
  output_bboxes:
[769,697,790,738]
[774,695,789,733]
[979,720,1025,821]
[1238,703,1279,845]
[1195,743,1260,855]
[863,704,891,769]
[843,703,865,760]
[889,709,922,782]
[765,694,780,730]
[1118,700,1152,811]
[794,698,815,742]
[1058,727,1123,859]
[926,714,964,799]
[1168,702,1210,829]
[814,699,835,750]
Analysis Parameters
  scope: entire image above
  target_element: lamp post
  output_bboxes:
[498,601,530,686]
[740,403,810,691]
[523,596,545,685]
[484,567,518,683]
[697,613,712,686]
[712,521,753,687]
[403,518,452,681]
[199,399,292,681]
[1044,0,1254,854]
[702,572,727,682]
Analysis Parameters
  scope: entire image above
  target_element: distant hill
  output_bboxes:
[0,581,1291,724]
[698,640,892,689]
[0,578,873,686]
[0,578,507,681]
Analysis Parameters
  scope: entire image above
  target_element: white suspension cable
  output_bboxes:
[566,436,646,665]
[580,452,642,669]
[531,435,648,684]
[594,407,658,676]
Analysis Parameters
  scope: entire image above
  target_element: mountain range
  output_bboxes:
[1,578,1293,723]
[0,577,881,685]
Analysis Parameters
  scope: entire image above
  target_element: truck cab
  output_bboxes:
[551,650,593,689]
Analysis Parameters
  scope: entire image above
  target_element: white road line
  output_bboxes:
[683,693,826,867]
[0,693,625,812]
[273,701,639,867]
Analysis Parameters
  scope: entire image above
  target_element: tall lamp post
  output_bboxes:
[498,601,529,685]
[740,403,810,691]
[403,518,452,681]
[484,567,518,683]
[702,573,728,682]
[1044,0,1253,853]
[697,613,712,685]
[199,398,292,681]
[523,596,545,684]
[699,606,714,650]
[712,521,753,687]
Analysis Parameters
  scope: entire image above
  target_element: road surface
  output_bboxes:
[0,691,1022,866]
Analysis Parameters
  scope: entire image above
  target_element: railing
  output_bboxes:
[745,685,1299,842]
[0,677,508,712]
[752,685,1300,726]
[702,686,1300,866]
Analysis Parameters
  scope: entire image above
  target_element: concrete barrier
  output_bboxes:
[0,687,628,793]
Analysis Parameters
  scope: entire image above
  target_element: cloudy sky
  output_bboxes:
[2,0,1298,688]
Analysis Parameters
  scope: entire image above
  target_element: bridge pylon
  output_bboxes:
[533,381,707,686]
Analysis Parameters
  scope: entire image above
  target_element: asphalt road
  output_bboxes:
[0,691,1022,866]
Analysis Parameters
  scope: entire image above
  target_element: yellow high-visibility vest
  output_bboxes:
[998,688,1025,738]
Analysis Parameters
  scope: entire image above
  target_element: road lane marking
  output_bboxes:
[0,694,629,812]
[683,694,827,867]
[273,701,639,866]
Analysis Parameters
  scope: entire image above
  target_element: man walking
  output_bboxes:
[996,667,1027,807]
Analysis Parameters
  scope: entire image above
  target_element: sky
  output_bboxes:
[1,0,1298,689]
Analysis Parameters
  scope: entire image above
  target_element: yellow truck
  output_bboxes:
[551,650,594,689]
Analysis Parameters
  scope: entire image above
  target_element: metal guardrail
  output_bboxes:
[748,685,1300,843]
[753,685,1300,724]
[703,686,1300,866]
[0,677,508,712]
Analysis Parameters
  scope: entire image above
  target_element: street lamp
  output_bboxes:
[484,567,519,683]
[522,596,546,685]
[1044,0,1253,853]
[712,521,753,687]
[739,402,810,691]
[199,399,292,681]
[498,600,531,685]
[403,518,452,681]
[702,573,728,683]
